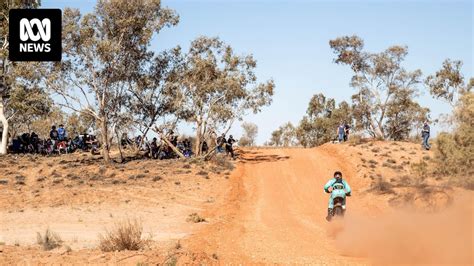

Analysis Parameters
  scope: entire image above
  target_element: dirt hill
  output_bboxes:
[0,141,472,264]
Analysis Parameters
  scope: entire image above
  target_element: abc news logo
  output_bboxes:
[9,9,61,61]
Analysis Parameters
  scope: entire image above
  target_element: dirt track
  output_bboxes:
[189,146,373,264]
[1,143,472,264]
[189,145,473,264]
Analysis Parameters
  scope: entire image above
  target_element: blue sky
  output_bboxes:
[43,0,473,144]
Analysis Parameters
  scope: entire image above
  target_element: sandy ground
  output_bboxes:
[186,142,473,264]
[0,141,472,264]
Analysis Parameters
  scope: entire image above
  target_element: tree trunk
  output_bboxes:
[100,117,111,163]
[114,126,124,163]
[161,136,185,159]
[370,121,384,139]
[0,102,8,155]
[195,121,202,156]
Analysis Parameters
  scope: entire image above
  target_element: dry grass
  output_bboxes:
[36,229,62,250]
[369,178,395,195]
[186,213,205,223]
[371,147,381,153]
[347,135,367,146]
[410,160,428,180]
[99,219,150,252]
[211,155,234,171]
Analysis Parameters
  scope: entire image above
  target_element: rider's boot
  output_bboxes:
[326,208,333,221]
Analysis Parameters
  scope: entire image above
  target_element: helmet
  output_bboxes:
[334,171,342,178]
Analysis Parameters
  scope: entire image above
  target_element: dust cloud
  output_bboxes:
[328,196,473,264]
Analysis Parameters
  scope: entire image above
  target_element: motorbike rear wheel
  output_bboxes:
[333,206,344,217]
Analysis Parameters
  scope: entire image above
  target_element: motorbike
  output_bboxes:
[327,183,350,221]
[57,140,68,154]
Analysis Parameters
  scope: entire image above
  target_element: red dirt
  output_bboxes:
[187,144,473,264]
[1,142,473,264]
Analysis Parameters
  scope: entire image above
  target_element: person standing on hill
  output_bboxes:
[49,125,59,149]
[216,134,226,153]
[422,121,431,150]
[343,122,350,142]
[337,122,345,143]
[57,124,67,141]
[226,135,237,159]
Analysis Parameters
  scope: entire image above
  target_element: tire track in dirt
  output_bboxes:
[188,147,369,264]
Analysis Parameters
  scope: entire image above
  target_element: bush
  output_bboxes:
[410,160,428,180]
[433,92,473,181]
[186,213,205,223]
[211,155,234,171]
[435,132,472,176]
[99,219,150,252]
[15,175,26,185]
[371,147,381,153]
[347,134,366,146]
[37,229,62,250]
[369,178,395,195]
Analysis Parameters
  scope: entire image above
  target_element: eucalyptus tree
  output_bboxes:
[239,122,258,147]
[296,93,352,147]
[329,35,429,139]
[0,0,52,155]
[425,59,471,107]
[175,36,274,155]
[47,0,178,162]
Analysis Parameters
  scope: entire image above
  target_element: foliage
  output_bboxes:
[434,91,473,178]
[268,122,298,147]
[296,93,352,147]
[425,59,468,106]
[0,0,50,154]
[174,36,274,154]
[239,122,258,147]
[47,0,179,162]
[128,47,183,140]
[329,35,429,140]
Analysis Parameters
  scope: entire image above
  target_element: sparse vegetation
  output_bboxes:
[211,155,234,171]
[37,229,62,251]
[369,178,395,194]
[15,175,25,185]
[196,170,208,176]
[239,122,259,147]
[99,219,150,252]
[410,160,428,180]
[187,213,205,223]
[432,91,473,184]
[371,148,380,153]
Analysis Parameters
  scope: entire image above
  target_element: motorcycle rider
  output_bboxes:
[324,171,351,221]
